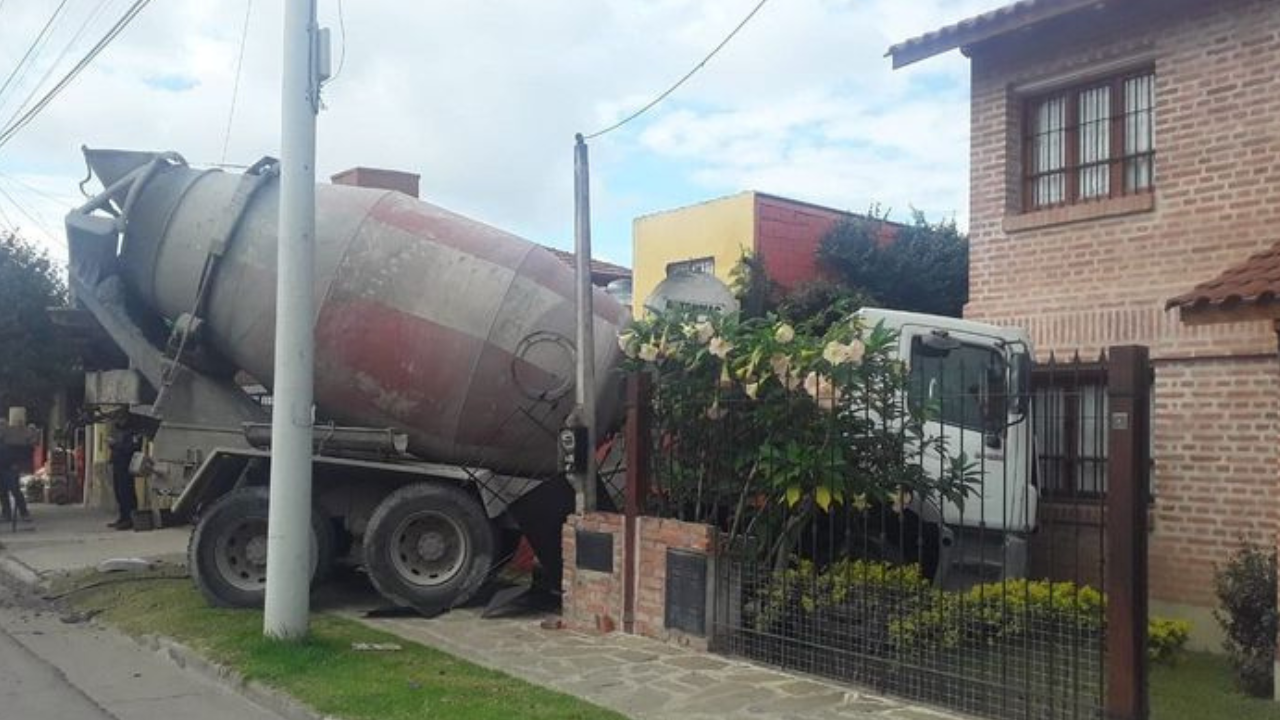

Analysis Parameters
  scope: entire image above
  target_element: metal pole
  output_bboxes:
[572,134,597,513]
[264,0,320,640]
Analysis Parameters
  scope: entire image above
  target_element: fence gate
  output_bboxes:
[640,346,1151,720]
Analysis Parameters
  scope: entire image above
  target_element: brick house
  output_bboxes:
[890,0,1280,647]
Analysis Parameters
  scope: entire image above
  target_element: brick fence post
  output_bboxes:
[1106,345,1151,720]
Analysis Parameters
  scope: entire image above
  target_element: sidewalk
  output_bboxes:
[356,609,960,720]
[1,504,964,720]
[0,503,187,583]
[0,579,295,720]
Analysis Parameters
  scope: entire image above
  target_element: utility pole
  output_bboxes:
[572,134,597,513]
[264,0,326,640]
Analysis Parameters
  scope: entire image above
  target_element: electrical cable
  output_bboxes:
[329,0,346,84]
[0,177,55,238]
[0,0,157,152]
[0,0,72,110]
[220,0,254,165]
[0,170,80,205]
[583,0,771,140]
[0,0,117,132]
[0,197,14,233]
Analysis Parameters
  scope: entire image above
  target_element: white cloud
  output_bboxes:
[0,0,1003,263]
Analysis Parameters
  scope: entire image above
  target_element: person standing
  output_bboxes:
[108,416,139,530]
[0,441,31,524]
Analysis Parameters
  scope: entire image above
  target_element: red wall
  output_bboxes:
[753,194,894,293]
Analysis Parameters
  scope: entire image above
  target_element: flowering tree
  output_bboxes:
[619,308,975,567]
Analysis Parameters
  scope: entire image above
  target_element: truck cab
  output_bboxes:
[857,308,1036,586]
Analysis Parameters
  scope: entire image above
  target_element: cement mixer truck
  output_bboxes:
[66,148,1038,614]
[67,148,627,614]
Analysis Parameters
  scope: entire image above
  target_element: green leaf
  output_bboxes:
[785,485,802,508]
[815,486,832,511]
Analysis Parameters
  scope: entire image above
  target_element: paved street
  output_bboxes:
[0,565,289,720]
[0,623,114,720]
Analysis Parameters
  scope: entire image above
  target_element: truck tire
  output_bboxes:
[187,486,335,608]
[362,482,495,615]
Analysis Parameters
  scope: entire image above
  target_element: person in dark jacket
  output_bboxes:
[108,416,139,530]
[0,442,30,524]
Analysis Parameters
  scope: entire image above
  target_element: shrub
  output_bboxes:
[1147,617,1192,666]
[755,559,930,632]
[755,563,1192,666]
[889,579,1104,650]
[1214,544,1277,697]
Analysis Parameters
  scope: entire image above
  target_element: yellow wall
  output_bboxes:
[631,191,756,311]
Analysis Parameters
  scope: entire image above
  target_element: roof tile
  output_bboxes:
[1168,241,1280,312]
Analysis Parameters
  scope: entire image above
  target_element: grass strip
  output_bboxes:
[1152,651,1280,720]
[67,574,626,720]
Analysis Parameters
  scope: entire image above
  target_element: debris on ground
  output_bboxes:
[96,558,157,573]
[351,642,403,652]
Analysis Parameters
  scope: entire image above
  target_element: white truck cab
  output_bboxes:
[857,308,1037,586]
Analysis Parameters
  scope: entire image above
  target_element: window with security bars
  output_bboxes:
[1032,378,1108,497]
[666,256,715,277]
[1024,70,1154,210]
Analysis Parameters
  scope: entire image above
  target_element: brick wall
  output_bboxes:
[1149,358,1280,606]
[754,194,844,293]
[561,512,624,634]
[561,512,716,648]
[966,0,1280,608]
[753,194,897,294]
[634,517,715,647]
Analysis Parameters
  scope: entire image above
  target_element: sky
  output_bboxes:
[0,0,1006,268]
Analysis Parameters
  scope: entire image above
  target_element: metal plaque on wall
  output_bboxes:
[665,549,707,636]
[576,530,614,573]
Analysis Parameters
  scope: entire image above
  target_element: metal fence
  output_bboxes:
[632,347,1150,720]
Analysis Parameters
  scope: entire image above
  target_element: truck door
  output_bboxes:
[902,328,1034,535]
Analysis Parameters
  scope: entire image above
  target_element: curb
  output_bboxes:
[138,634,333,720]
[0,551,334,720]
[0,553,43,588]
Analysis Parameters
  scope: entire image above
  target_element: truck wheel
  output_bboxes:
[187,486,335,608]
[362,482,495,615]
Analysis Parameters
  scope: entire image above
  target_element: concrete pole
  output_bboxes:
[572,134,597,513]
[264,0,320,640]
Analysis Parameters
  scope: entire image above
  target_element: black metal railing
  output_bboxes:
[632,347,1148,720]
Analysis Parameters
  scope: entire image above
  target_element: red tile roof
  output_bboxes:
[1167,241,1280,314]
[545,247,631,281]
[886,0,1104,68]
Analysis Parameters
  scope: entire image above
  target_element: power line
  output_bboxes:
[0,171,79,205]
[0,0,157,152]
[220,0,254,164]
[0,177,55,239]
[583,0,772,140]
[0,0,116,133]
[0,0,72,110]
[329,0,347,84]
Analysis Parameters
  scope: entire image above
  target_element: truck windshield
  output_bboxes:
[907,336,1009,433]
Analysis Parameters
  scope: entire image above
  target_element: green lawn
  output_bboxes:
[65,574,625,720]
[1153,652,1280,720]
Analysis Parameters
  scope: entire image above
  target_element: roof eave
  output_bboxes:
[886,0,1111,69]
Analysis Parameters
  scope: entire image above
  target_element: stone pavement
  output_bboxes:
[356,608,967,720]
